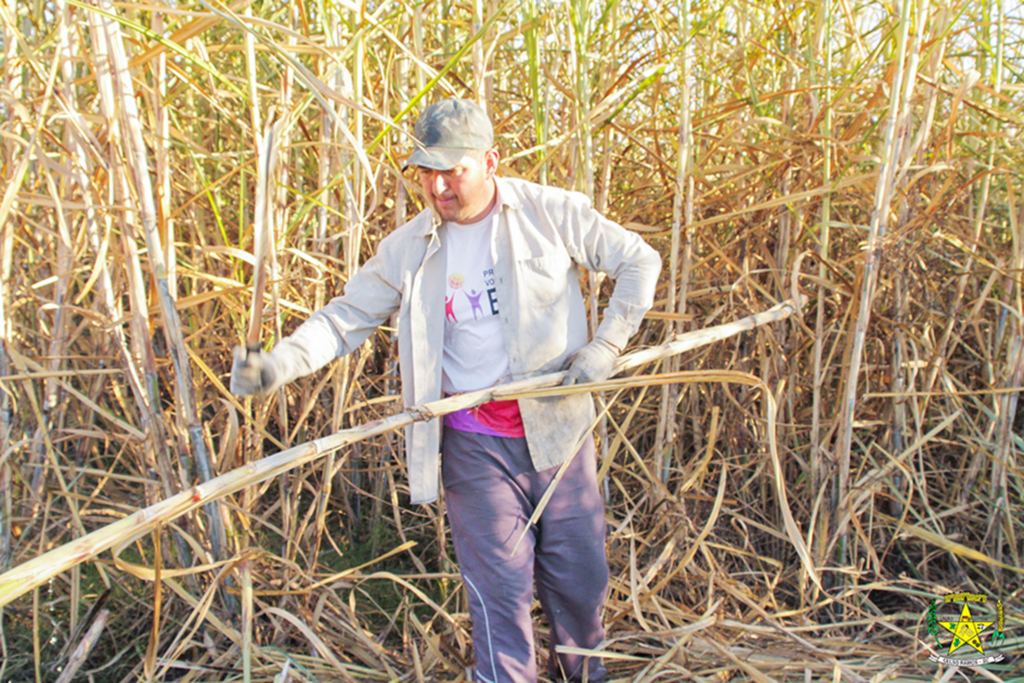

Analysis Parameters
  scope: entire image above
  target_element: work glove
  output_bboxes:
[561,338,620,386]
[230,345,285,396]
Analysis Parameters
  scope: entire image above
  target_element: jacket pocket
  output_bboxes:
[516,251,572,309]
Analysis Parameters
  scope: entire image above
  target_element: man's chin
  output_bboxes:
[428,201,459,222]
[438,208,466,222]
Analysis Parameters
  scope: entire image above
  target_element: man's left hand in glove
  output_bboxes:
[561,338,620,386]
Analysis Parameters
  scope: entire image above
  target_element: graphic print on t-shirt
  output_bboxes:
[466,286,484,319]
[446,272,464,323]
[446,270,498,323]
[443,212,504,393]
[443,211,524,437]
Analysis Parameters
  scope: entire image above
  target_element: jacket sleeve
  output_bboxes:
[557,190,662,350]
[268,245,402,386]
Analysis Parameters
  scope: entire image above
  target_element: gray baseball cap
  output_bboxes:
[404,98,494,171]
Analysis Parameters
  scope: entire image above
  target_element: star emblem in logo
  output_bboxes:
[938,602,994,655]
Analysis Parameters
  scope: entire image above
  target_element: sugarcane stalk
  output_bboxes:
[657,0,693,485]
[832,0,915,567]
[308,0,345,569]
[0,12,58,559]
[55,0,83,638]
[0,27,63,545]
[569,0,612,503]
[154,10,173,301]
[241,558,253,683]
[246,118,286,353]
[994,186,1023,568]
[809,0,833,574]
[75,11,180,573]
[95,0,229,569]
[0,298,803,607]
[345,0,366,540]
[53,609,109,683]
[142,524,162,682]
[244,5,261,136]
[274,2,297,446]
[984,0,1015,568]
[0,0,22,611]
[0,0,19,581]
[472,0,485,104]
[524,0,544,177]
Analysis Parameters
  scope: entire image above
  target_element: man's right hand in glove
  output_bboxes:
[230,345,285,396]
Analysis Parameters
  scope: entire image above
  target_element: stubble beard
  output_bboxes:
[430,195,470,223]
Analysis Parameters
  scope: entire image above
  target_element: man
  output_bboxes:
[231,98,661,682]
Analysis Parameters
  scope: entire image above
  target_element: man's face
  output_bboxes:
[418,149,499,224]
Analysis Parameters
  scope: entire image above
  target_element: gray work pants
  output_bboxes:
[441,428,609,683]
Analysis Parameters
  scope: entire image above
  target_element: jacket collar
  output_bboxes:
[411,206,441,240]
[494,177,522,211]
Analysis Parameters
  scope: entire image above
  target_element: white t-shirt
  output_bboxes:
[442,207,512,394]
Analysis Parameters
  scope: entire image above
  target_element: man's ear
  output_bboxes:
[485,148,500,177]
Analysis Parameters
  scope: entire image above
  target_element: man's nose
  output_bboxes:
[432,173,449,195]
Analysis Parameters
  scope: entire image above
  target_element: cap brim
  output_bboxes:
[403,146,471,172]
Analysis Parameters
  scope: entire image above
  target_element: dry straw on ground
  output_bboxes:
[0,0,1022,681]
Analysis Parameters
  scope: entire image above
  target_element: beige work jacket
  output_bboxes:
[271,177,661,503]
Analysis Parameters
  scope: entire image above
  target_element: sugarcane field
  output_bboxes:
[1,0,1023,680]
